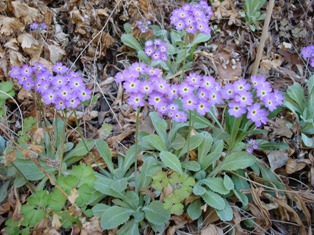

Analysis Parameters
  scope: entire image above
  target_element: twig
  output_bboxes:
[251,0,275,76]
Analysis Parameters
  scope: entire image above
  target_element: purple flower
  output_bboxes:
[148,92,165,108]
[145,46,154,56]
[21,65,33,77]
[43,91,56,105]
[246,139,258,153]
[301,45,314,59]
[127,93,145,109]
[201,76,216,90]
[168,84,179,100]
[228,101,246,118]
[263,95,277,111]
[178,82,194,96]
[9,66,21,79]
[196,100,210,116]
[255,83,272,101]
[221,83,236,100]
[182,95,198,111]
[247,103,269,127]
[124,79,140,93]
[250,75,266,87]
[233,78,251,93]
[77,89,91,102]
[53,62,68,74]
[30,22,39,30]
[186,73,201,87]
[235,91,253,107]
[136,20,151,33]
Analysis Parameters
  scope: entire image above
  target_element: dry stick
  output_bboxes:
[251,0,275,76]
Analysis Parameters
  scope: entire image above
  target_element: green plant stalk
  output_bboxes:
[227,115,242,151]
[185,110,194,162]
[208,108,224,130]
[73,110,110,177]
[179,31,189,82]
[58,110,67,177]
[135,108,140,192]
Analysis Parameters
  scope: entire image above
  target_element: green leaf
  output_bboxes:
[170,133,185,150]
[149,112,168,146]
[202,190,225,210]
[201,139,224,170]
[122,145,138,176]
[302,133,314,147]
[223,174,234,191]
[0,180,10,203]
[121,34,142,51]
[211,151,256,176]
[117,220,140,235]
[308,75,314,95]
[92,203,110,217]
[94,174,124,198]
[137,156,161,191]
[190,33,211,47]
[48,188,66,211]
[200,178,230,195]
[193,183,206,196]
[181,161,201,172]
[137,50,151,64]
[95,140,114,173]
[178,133,204,157]
[70,164,96,187]
[64,139,95,166]
[141,134,167,151]
[21,205,47,227]
[112,178,128,192]
[233,189,248,206]
[143,201,170,225]
[187,199,202,220]
[286,83,306,112]
[159,151,183,175]
[215,199,233,221]
[123,23,132,34]
[198,132,213,168]
[14,158,56,181]
[100,206,134,230]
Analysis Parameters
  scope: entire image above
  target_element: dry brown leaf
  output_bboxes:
[80,217,102,235]
[4,38,19,51]
[263,193,307,235]
[0,16,24,36]
[267,150,289,170]
[43,229,61,235]
[9,50,25,66]
[51,214,62,229]
[48,44,66,63]
[11,1,40,24]
[201,224,224,235]
[285,158,307,174]
[212,0,241,26]
[68,188,79,204]
[17,33,43,61]
[215,50,242,80]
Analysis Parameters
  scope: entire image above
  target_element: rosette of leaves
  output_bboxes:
[284,75,314,147]
[240,0,266,31]
[121,23,211,75]
[137,112,258,222]
[4,164,100,234]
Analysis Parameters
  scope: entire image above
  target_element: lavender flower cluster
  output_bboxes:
[30,22,47,31]
[226,76,283,127]
[9,62,91,110]
[144,39,168,62]
[246,139,258,153]
[116,63,283,126]
[136,20,151,33]
[170,0,213,35]
[301,45,314,67]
